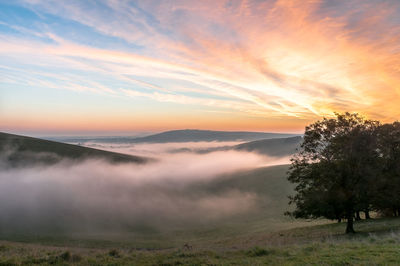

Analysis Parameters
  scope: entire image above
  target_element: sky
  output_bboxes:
[0,0,400,136]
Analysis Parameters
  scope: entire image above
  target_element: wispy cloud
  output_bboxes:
[1,0,400,133]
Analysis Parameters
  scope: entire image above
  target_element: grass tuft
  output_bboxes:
[245,246,272,257]
[108,249,120,258]
[59,251,71,261]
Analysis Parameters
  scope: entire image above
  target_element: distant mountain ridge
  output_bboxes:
[50,129,301,144]
[0,132,148,168]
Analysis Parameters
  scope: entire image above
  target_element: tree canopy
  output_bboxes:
[286,112,392,233]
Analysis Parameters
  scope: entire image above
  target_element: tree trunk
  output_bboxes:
[355,211,361,221]
[364,210,370,219]
[346,211,355,234]
[337,218,341,223]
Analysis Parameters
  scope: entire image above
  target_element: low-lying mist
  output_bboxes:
[75,141,244,157]
[0,141,291,235]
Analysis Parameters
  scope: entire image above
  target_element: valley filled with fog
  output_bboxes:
[0,134,298,236]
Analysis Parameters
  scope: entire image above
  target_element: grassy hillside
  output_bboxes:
[2,218,400,265]
[51,129,300,143]
[0,132,148,167]
[1,159,399,265]
[233,136,302,156]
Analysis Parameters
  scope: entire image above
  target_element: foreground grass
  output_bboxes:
[1,234,400,265]
[2,217,400,265]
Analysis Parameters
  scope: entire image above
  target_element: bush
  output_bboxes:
[108,249,120,258]
[59,251,71,261]
[246,246,271,257]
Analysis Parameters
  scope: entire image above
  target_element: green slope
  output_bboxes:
[1,158,398,265]
[0,132,148,167]
[233,136,302,156]
[2,216,400,265]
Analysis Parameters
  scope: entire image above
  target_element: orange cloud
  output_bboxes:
[1,0,400,134]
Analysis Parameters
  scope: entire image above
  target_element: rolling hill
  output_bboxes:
[233,136,302,156]
[170,136,303,157]
[49,129,301,144]
[0,132,148,168]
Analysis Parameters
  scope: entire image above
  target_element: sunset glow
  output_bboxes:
[1,0,400,135]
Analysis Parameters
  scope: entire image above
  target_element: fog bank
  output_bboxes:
[0,141,291,234]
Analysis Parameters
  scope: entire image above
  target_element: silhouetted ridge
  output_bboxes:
[0,132,148,168]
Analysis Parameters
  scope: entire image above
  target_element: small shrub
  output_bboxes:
[108,249,120,258]
[246,246,270,257]
[59,251,71,261]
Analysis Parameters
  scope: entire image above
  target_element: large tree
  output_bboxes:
[287,113,379,233]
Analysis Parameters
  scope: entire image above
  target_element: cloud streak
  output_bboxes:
[1,0,400,133]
